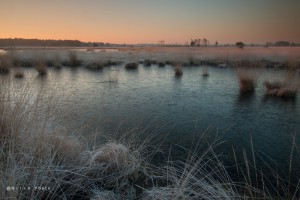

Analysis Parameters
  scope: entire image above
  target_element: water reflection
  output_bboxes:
[236,93,256,104]
[262,95,296,105]
[5,63,300,182]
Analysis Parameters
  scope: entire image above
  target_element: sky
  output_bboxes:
[1,0,300,44]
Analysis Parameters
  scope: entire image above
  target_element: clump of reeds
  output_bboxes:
[103,60,120,67]
[53,54,62,69]
[174,64,183,76]
[125,62,138,70]
[86,59,119,70]
[90,143,134,169]
[188,57,200,66]
[264,80,283,90]
[239,78,255,94]
[0,80,98,199]
[85,142,140,185]
[236,68,259,94]
[165,60,175,66]
[264,73,299,98]
[232,60,262,69]
[141,137,239,200]
[202,67,209,77]
[0,65,10,74]
[14,68,24,78]
[143,59,157,66]
[45,59,54,67]
[35,60,47,76]
[65,51,81,67]
[86,61,104,70]
[0,54,12,74]
[143,59,152,66]
[158,62,165,67]
[13,58,35,67]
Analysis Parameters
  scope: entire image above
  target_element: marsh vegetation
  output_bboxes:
[0,47,300,199]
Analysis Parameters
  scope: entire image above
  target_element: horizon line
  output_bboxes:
[0,37,299,46]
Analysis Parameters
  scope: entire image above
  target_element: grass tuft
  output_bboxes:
[125,62,138,70]
[236,68,259,94]
[174,64,183,76]
[158,62,165,67]
[264,73,299,98]
[144,59,152,67]
[14,68,24,78]
[65,51,81,67]
[0,54,12,74]
[86,61,104,70]
[263,80,283,90]
[202,67,209,77]
[53,54,62,69]
[35,60,47,76]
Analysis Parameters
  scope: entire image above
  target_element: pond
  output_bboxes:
[4,49,300,186]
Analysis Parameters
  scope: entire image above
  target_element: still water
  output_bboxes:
[8,62,300,180]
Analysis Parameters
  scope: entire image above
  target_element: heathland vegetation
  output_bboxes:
[0,46,300,199]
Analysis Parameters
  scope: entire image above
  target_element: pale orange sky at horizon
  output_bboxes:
[1,0,300,44]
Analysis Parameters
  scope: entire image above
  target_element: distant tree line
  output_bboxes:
[272,41,299,47]
[0,38,110,47]
[235,41,300,48]
[190,38,209,47]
